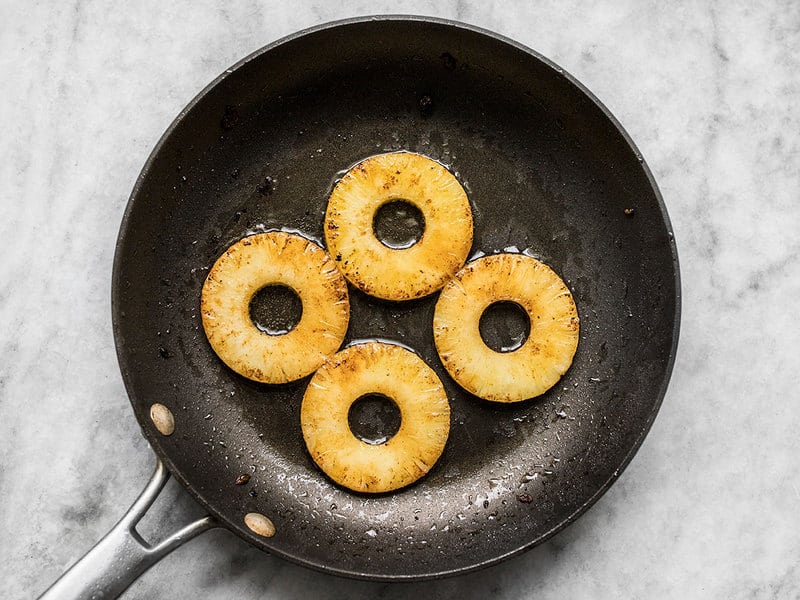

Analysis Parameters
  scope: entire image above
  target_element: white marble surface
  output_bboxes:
[2,1,799,598]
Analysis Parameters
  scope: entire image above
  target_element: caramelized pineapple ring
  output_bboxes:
[301,342,450,493]
[201,232,349,384]
[325,152,473,301]
[434,254,579,403]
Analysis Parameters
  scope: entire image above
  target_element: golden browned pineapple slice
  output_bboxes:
[433,254,579,402]
[301,341,450,493]
[325,152,473,301]
[201,232,349,384]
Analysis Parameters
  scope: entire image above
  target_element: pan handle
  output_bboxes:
[37,458,216,600]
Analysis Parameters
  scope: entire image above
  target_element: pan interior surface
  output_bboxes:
[113,18,679,580]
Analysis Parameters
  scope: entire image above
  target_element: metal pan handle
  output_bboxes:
[37,458,216,600]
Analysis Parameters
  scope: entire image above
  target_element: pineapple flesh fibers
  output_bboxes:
[201,232,349,383]
[301,342,451,493]
[433,254,579,402]
[325,152,473,301]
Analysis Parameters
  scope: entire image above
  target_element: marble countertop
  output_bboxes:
[2,2,799,598]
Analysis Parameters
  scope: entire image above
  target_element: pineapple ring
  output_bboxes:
[433,254,579,403]
[301,342,450,493]
[325,152,473,301]
[201,232,349,384]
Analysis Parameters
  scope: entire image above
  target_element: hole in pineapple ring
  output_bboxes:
[372,199,425,249]
[347,393,402,445]
[479,301,531,353]
[248,284,302,335]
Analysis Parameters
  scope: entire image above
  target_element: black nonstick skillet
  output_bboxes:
[40,15,680,598]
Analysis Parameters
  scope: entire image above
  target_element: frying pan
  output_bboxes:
[40,15,680,598]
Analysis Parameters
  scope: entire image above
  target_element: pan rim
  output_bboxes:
[111,14,681,582]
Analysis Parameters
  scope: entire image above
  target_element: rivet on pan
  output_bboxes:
[244,512,276,538]
[149,403,175,436]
